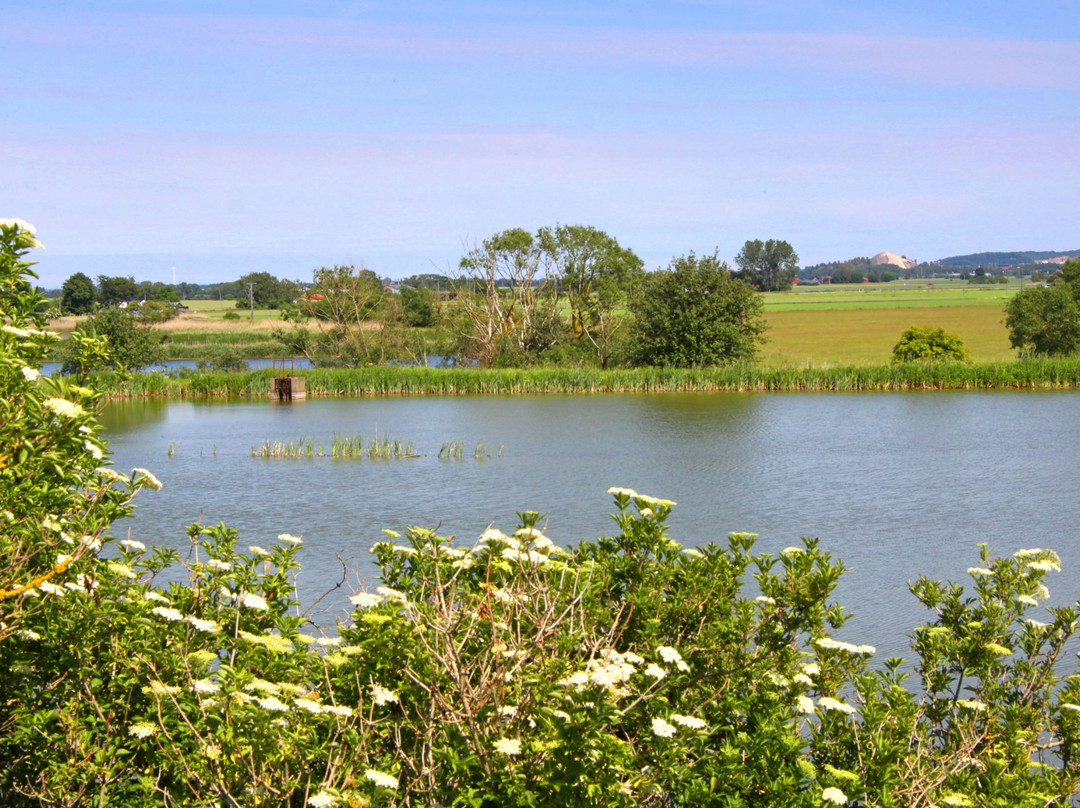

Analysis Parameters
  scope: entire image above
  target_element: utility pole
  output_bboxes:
[248,283,255,321]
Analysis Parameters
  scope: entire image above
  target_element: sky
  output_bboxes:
[4,1,1080,288]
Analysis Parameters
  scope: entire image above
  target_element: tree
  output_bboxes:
[135,280,180,303]
[60,272,95,314]
[891,325,970,363]
[273,265,398,366]
[235,271,298,310]
[537,224,644,367]
[95,274,138,307]
[400,284,437,327]
[628,252,766,367]
[455,228,558,366]
[62,306,167,374]
[1004,260,1080,357]
[735,238,800,292]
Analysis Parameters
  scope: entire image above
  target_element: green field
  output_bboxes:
[763,279,1023,312]
[154,284,1028,367]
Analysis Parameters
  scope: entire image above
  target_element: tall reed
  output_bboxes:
[92,358,1080,399]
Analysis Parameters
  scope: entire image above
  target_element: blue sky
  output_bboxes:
[4,1,1079,287]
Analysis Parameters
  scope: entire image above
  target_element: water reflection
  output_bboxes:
[100,391,1080,660]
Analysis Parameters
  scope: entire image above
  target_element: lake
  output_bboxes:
[99,391,1080,661]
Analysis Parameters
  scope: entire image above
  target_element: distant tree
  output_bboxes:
[60,272,95,315]
[400,285,437,327]
[400,273,453,292]
[829,263,866,284]
[628,252,765,367]
[96,275,138,307]
[537,224,644,367]
[235,272,297,310]
[176,281,203,299]
[735,239,800,292]
[891,326,969,363]
[61,307,166,374]
[273,265,395,366]
[1004,260,1080,357]
[135,281,180,303]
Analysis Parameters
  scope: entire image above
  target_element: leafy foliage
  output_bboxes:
[629,251,766,367]
[235,271,298,310]
[273,265,403,367]
[96,274,138,307]
[61,306,167,375]
[892,326,970,363]
[1004,261,1080,357]
[735,238,800,291]
[60,272,95,314]
[537,224,644,367]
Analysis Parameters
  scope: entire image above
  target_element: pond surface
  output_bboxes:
[100,391,1080,661]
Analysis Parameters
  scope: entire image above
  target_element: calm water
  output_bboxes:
[100,391,1080,660]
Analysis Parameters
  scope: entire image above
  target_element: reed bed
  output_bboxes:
[93,358,1080,399]
[251,433,419,459]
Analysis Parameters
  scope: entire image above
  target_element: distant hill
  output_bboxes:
[934,250,1079,268]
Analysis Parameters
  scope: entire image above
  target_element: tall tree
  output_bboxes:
[96,275,138,307]
[628,252,766,367]
[60,272,95,314]
[735,239,800,292]
[456,228,556,366]
[537,224,643,367]
[235,272,298,310]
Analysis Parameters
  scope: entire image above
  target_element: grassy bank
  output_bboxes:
[93,358,1080,398]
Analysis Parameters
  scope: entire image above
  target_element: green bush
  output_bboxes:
[892,325,970,363]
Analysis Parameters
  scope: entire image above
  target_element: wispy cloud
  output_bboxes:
[9,13,1079,91]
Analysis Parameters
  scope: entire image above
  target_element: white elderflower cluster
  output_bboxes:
[657,645,690,672]
[562,649,641,690]
[43,398,86,419]
[365,769,399,789]
[493,737,521,755]
[131,468,163,491]
[813,637,876,656]
[371,684,399,705]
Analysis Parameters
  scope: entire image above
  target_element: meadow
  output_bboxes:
[170,281,1023,367]
[51,279,1027,371]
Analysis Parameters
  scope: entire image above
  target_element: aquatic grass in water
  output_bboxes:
[438,441,464,460]
[250,434,420,460]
